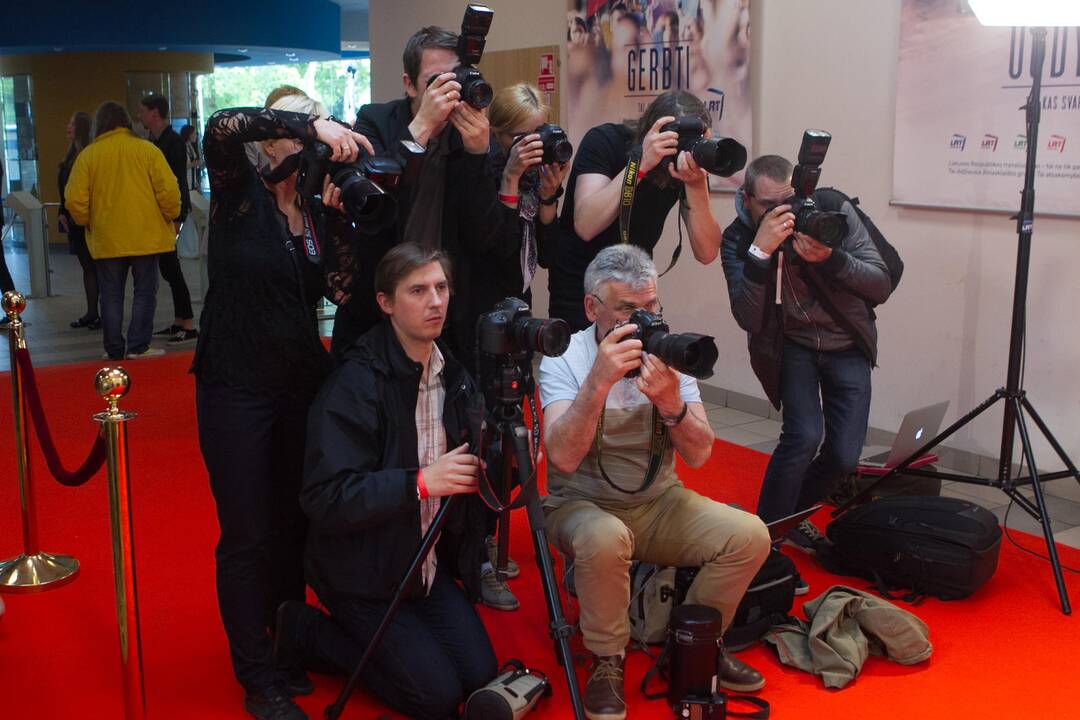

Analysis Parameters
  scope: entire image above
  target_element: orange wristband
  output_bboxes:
[416,469,429,500]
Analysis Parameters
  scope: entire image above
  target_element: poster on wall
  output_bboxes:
[893,0,1080,216]
[564,0,752,190]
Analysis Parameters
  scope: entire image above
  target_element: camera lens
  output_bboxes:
[512,316,570,357]
[461,74,493,109]
[333,169,397,231]
[690,137,747,177]
[549,137,573,164]
[800,210,848,247]
[643,332,718,380]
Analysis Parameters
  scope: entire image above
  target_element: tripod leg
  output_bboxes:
[325,496,460,719]
[506,423,586,720]
[525,491,587,720]
[1020,396,1080,486]
[1013,398,1072,615]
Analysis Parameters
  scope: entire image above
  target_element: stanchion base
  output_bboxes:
[0,552,80,593]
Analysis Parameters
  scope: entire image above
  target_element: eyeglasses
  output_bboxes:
[589,293,663,320]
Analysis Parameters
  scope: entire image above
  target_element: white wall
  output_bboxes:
[368,0,1080,468]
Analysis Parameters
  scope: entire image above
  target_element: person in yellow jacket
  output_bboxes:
[65,100,180,360]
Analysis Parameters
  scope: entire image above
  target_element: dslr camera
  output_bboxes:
[295,140,402,231]
[621,309,718,380]
[477,298,569,406]
[769,129,848,247]
[513,123,573,165]
[659,117,747,178]
[478,298,569,359]
[429,4,495,109]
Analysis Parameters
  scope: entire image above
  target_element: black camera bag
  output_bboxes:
[822,496,1002,601]
[671,548,800,651]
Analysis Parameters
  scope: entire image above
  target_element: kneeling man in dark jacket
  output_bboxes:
[275,243,497,720]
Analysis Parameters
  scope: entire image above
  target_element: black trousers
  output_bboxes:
[196,380,310,691]
[305,569,498,720]
[159,249,193,321]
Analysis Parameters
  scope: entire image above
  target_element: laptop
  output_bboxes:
[766,505,822,544]
[859,401,950,468]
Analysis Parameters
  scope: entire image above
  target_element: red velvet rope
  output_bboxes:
[14,348,107,487]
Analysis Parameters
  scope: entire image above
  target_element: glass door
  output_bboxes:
[1,74,39,244]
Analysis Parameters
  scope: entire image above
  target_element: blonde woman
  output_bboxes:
[486,83,570,307]
[195,93,371,720]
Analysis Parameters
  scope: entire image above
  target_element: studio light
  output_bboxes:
[967,0,1080,27]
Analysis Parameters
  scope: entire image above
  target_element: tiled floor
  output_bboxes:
[5,243,1080,553]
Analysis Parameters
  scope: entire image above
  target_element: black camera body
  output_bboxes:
[295,141,402,231]
[775,129,848,248]
[659,116,747,178]
[429,4,495,109]
[675,693,727,720]
[622,309,718,380]
[512,123,573,167]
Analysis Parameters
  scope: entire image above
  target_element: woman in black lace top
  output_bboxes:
[193,93,372,720]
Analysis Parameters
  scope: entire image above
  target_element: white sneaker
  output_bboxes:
[126,348,166,359]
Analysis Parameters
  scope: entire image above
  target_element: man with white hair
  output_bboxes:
[538,244,770,720]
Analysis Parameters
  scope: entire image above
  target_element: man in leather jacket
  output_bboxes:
[719,155,892,554]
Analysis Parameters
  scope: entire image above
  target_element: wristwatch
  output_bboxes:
[660,401,689,427]
[539,186,564,205]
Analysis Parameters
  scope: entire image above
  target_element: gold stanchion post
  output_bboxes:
[94,366,146,720]
[0,290,81,592]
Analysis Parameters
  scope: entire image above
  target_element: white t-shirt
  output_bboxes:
[538,324,701,508]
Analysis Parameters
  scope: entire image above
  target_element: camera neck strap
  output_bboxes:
[592,404,668,495]
[618,147,683,278]
[300,206,321,265]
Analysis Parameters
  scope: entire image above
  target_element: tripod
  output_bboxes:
[834,27,1077,615]
[324,386,586,719]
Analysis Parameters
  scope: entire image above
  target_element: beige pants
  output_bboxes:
[545,486,770,657]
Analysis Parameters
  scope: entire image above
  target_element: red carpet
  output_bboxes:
[1,352,1078,719]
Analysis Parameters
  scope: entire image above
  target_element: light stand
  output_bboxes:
[835,27,1078,615]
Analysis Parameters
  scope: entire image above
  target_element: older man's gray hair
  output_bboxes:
[583,245,657,296]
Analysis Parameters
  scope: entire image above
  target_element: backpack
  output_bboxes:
[820,496,1002,601]
[629,549,800,650]
[813,186,904,301]
[629,563,677,645]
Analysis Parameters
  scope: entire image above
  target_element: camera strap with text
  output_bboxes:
[300,206,321,265]
[593,406,668,495]
[618,147,683,278]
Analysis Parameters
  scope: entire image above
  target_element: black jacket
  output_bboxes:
[301,319,487,602]
[331,98,514,370]
[720,188,891,409]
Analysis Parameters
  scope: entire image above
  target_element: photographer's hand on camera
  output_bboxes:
[638,116,680,176]
[321,175,345,214]
[313,118,373,162]
[450,102,491,155]
[421,442,482,497]
[408,72,461,148]
[588,322,644,390]
[791,231,832,263]
[753,203,795,257]
[499,133,544,206]
[668,149,708,190]
[636,353,682,416]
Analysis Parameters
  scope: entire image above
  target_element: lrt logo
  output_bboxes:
[1048,135,1066,153]
[1014,135,1027,150]
[981,134,998,151]
[949,134,966,150]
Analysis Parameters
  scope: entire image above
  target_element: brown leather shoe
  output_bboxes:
[719,650,765,692]
[584,654,626,720]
